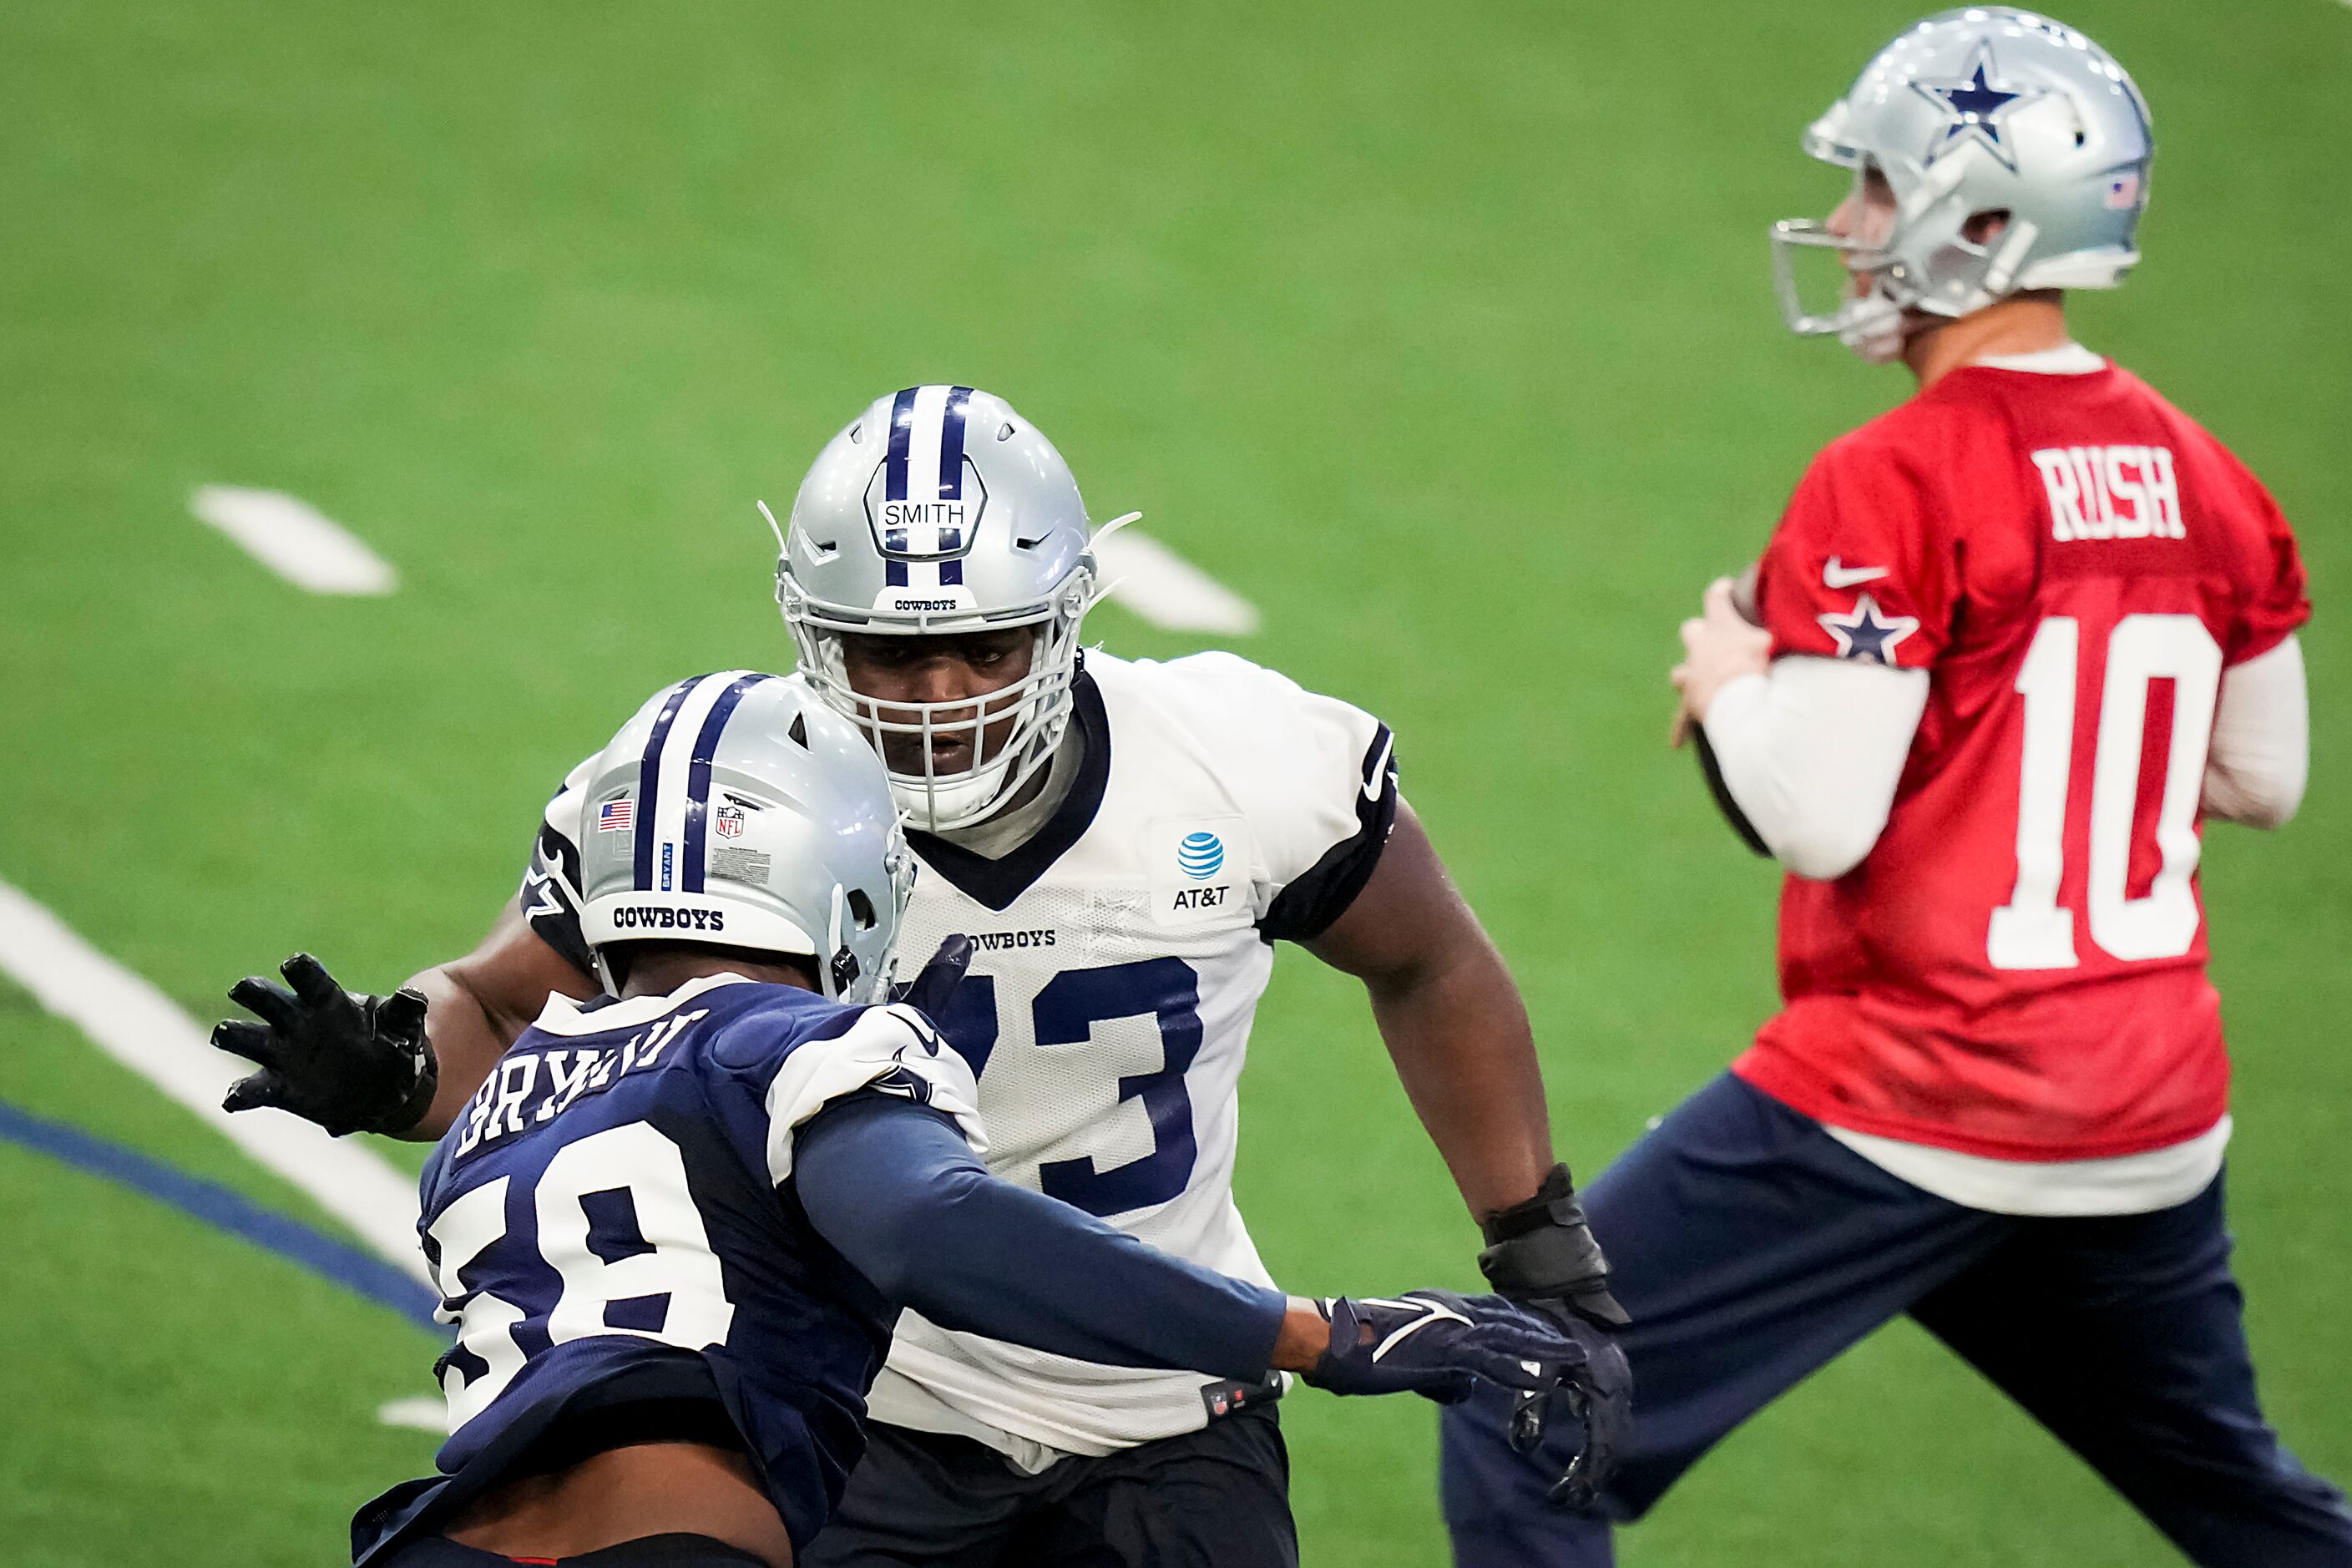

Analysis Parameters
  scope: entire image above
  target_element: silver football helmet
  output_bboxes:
[1772,8,2154,360]
[768,386,1130,832]
[575,671,916,1004]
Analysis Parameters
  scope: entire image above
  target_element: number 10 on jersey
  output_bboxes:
[1990,613,2223,970]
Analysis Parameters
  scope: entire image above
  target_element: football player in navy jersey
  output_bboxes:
[234,677,1590,1568]
[215,386,1629,1565]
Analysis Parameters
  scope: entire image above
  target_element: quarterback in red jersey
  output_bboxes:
[1442,9,2352,1566]
[1735,341,2309,1166]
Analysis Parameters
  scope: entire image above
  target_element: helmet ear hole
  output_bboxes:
[846,888,878,930]
[1963,208,2012,246]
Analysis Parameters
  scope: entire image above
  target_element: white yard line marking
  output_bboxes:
[377,1396,447,1432]
[0,878,428,1284]
[190,485,398,595]
[1091,527,1261,635]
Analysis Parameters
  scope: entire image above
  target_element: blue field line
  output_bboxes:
[0,1099,442,1333]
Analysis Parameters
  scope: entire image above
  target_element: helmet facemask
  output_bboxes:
[1770,174,1911,365]
[780,566,1099,834]
[1773,153,2047,364]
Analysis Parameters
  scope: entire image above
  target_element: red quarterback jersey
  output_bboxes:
[1731,360,2309,1161]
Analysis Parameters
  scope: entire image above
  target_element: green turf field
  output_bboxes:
[3,2,2346,1563]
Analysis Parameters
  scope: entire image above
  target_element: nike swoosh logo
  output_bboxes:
[1363,732,1395,802]
[1823,557,1889,589]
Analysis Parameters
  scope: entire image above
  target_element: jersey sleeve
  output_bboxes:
[518,754,598,976]
[1754,430,1960,671]
[2226,471,2310,665]
[1151,653,1399,943]
[761,1004,986,1185]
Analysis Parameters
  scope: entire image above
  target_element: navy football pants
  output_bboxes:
[1441,1074,2352,1567]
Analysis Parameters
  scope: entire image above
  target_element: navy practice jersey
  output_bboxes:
[350,974,983,1564]
[523,654,1395,1457]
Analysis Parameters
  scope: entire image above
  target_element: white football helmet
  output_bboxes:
[1772,8,2154,361]
[770,387,1129,832]
[575,672,917,1004]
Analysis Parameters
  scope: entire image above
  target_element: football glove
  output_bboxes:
[215,953,437,1137]
[1479,1163,1634,1509]
[1299,1290,1581,1407]
[898,933,974,1023]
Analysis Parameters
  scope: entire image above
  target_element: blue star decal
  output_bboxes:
[1817,593,1919,665]
[1911,43,2045,171]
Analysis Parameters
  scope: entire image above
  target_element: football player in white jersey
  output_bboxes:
[212,386,1629,1567]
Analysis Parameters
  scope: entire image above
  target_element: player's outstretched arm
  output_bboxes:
[792,1095,1578,1405]
[215,896,594,1141]
[397,897,596,1136]
[1303,802,1555,1220]
[1302,803,1635,1503]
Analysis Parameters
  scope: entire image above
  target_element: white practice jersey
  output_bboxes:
[519,650,1397,1459]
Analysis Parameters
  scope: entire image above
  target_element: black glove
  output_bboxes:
[214,953,438,1137]
[1479,1163,1633,1509]
[1299,1290,1581,1405]
[898,933,974,1022]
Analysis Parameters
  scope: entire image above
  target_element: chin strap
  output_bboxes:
[823,884,861,1001]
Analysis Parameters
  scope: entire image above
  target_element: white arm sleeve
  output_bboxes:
[1702,657,1932,881]
[2203,635,2308,829]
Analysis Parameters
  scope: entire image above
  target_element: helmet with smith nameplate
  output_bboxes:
[767,386,1136,833]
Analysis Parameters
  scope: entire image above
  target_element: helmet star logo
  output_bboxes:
[1912,43,2045,172]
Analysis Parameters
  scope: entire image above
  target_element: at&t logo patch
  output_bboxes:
[1148,816,1247,926]
[1177,832,1225,881]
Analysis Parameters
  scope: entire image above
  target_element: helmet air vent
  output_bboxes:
[788,711,809,748]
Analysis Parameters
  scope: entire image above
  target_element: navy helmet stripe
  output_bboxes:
[633,677,702,890]
[938,386,972,500]
[884,387,918,502]
[680,672,775,893]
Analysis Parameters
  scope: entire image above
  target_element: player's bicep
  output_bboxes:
[448,896,598,1032]
[1301,803,1480,989]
